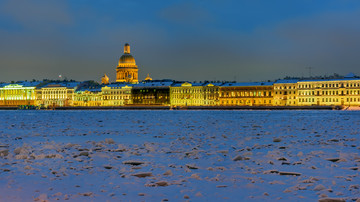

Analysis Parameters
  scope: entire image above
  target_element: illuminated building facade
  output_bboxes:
[74,89,102,107]
[116,43,138,83]
[297,78,360,106]
[203,83,221,106]
[132,81,173,105]
[0,82,39,106]
[170,82,203,106]
[219,82,274,106]
[1,78,360,108]
[170,82,220,106]
[273,80,298,106]
[101,84,132,106]
[36,82,79,107]
[74,81,103,106]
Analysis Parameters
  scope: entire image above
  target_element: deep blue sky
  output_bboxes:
[1,0,360,82]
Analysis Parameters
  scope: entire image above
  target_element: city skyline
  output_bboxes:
[1,0,360,82]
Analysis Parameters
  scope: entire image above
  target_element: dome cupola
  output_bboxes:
[118,43,136,66]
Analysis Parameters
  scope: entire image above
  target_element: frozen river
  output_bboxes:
[0,110,359,201]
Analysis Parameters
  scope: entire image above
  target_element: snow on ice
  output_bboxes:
[0,110,359,201]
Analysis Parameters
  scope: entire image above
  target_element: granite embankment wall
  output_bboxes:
[0,105,343,110]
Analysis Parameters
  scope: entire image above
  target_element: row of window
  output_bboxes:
[274,101,297,105]
[171,95,203,99]
[221,99,272,105]
[103,96,130,100]
[117,73,137,79]
[274,85,296,90]
[172,89,202,93]
[42,96,69,99]
[171,88,218,93]
[108,87,130,89]
[172,100,203,104]
[102,91,131,95]
[221,91,272,97]
[0,100,33,104]
[43,101,67,106]
[0,96,33,100]
[74,98,102,101]
[299,90,360,96]
[299,97,360,102]
[0,90,34,94]
[275,91,296,95]
[133,96,168,99]
[102,101,129,105]
[298,82,360,89]
[41,90,72,94]
[74,103,101,106]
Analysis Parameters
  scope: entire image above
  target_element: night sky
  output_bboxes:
[1,0,360,83]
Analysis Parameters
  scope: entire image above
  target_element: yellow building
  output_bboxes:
[170,82,204,106]
[273,80,298,106]
[297,78,360,106]
[74,88,102,107]
[101,84,132,106]
[170,82,220,106]
[0,82,38,106]
[116,43,138,83]
[36,82,79,107]
[203,83,220,106]
[219,82,273,106]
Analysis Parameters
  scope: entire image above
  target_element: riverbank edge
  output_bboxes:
[0,105,345,110]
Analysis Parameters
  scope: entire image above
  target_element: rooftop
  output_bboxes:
[221,82,274,87]
[39,82,80,89]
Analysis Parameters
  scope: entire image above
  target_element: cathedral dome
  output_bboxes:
[116,43,139,83]
[117,43,137,67]
[119,54,136,65]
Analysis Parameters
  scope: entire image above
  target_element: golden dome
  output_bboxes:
[117,43,137,67]
[119,54,136,65]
